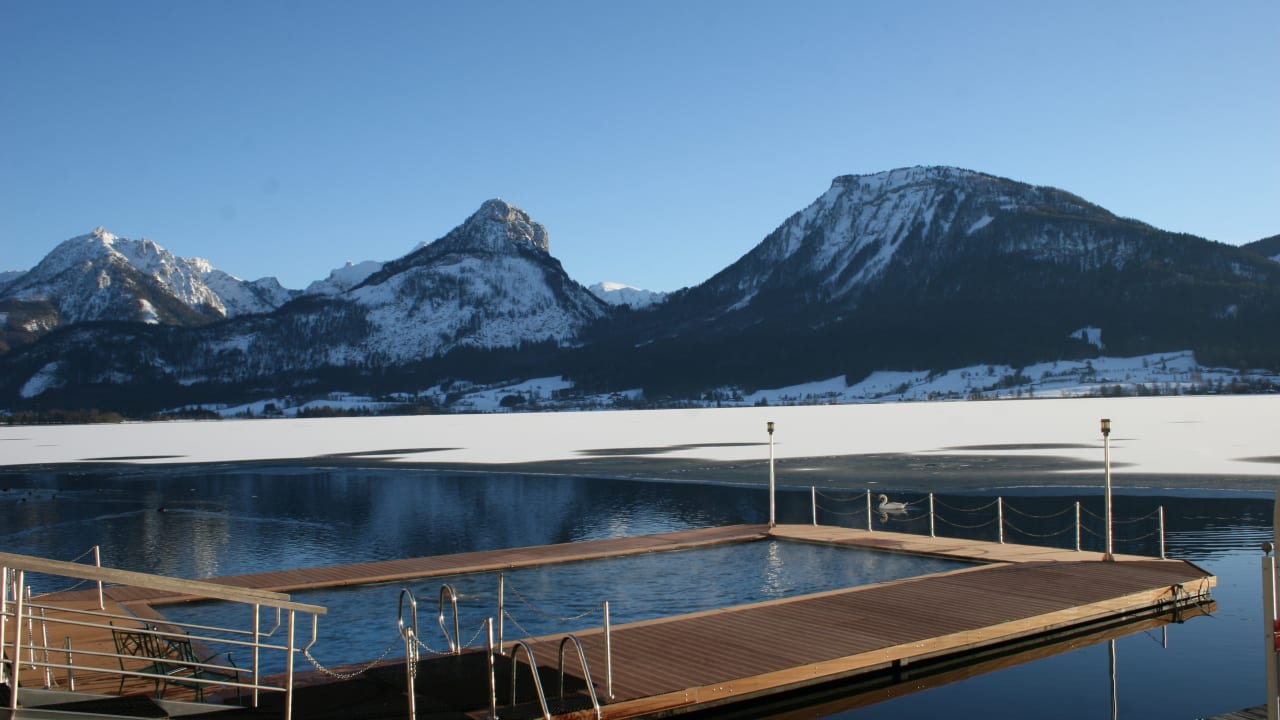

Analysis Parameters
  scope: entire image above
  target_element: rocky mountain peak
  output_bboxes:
[445,199,550,254]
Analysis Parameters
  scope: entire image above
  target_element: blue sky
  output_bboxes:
[2,1,1277,292]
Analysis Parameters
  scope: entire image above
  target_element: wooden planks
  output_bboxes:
[769,523,1153,563]
[520,558,1213,718]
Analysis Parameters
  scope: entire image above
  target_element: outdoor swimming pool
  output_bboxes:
[159,538,971,676]
[0,464,1269,718]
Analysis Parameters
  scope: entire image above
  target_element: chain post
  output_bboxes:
[1075,501,1082,551]
[497,574,505,655]
[866,489,873,532]
[603,600,614,699]
[998,497,1005,544]
[1159,506,1166,560]
[929,493,936,538]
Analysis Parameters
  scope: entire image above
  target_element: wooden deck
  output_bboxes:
[1203,708,1267,720]
[521,550,1213,718]
[8,524,1216,719]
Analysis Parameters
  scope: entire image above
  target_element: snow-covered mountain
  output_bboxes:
[0,227,294,331]
[613,166,1280,394]
[325,198,608,362]
[588,282,667,308]
[3,169,1277,415]
[304,260,384,296]
[0,200,612,401]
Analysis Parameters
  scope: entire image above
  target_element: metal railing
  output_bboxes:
[810,489,1166,558]
[1,550,327,720]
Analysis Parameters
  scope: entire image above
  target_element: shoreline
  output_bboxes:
[3,451,1276,496]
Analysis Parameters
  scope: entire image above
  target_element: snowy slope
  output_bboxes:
[304,260,384,296]
[337,199,608,361]
[589,282,668,308]
[693,166,1120,312]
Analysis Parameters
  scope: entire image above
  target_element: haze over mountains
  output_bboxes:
[2,166,1277,415]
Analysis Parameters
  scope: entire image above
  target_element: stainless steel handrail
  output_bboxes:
[398,588,420,720]
[507,640,552,720]
[438,584,460,655]
[558,635,602,720]
[1,550,327,720]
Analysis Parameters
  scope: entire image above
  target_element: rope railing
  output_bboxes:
[809,489,1167,558]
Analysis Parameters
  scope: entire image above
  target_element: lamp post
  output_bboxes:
[767,421,776,528]
[1101,418,1114,562]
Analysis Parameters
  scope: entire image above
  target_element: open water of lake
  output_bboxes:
[0,464,1271,718]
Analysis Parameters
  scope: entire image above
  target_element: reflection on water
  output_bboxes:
[0,464,1271,718]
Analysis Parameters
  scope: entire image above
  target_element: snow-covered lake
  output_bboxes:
[2,395,1277,488]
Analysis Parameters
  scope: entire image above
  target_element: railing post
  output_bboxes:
[284,610,296,720]
[1,566,9,686]
[866,489,873,532]
[603,600,613,700]
[1159,506,1166,560]
[498,574,505,655]
[1263,546,1279,720]
[39,604,52,688]
[24,587,35,669]
[64,636,75,691]
[997,497,1005,544]
[767,421,776,529]
[9,569,25,712]
[252,604,262,707]
[1075,501,1082,551]
[93,545,104,610]
[929,493,936,538]
[486,618,497,720]
[811,486,817,526]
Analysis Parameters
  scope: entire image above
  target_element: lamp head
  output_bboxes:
[767,421,774,435]
[1100,418,1111,437]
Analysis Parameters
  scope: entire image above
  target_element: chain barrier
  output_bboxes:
[506,581,600,623]
[934,515,997,530]
[1001,519,1076,539]
[933,497,999,513]
[1004,503,1075,520]
[814,490,865,503]
[1111,509,1162,525]
[50,546,101,594]
[503,608,539,642]
[815,505,871,518]
[304,633,402,680]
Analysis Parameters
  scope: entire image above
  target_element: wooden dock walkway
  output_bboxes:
[514,527,1213,718]
[10,524,1215,719]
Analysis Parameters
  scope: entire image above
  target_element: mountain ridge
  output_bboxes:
[3,166,1277,414]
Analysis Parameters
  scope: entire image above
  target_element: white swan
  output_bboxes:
[878,494,908,512]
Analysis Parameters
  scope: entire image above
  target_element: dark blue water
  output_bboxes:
[0,465,1269,718]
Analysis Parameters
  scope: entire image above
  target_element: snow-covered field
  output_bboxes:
[2,395,1277,484]
[193,350,1277,419]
